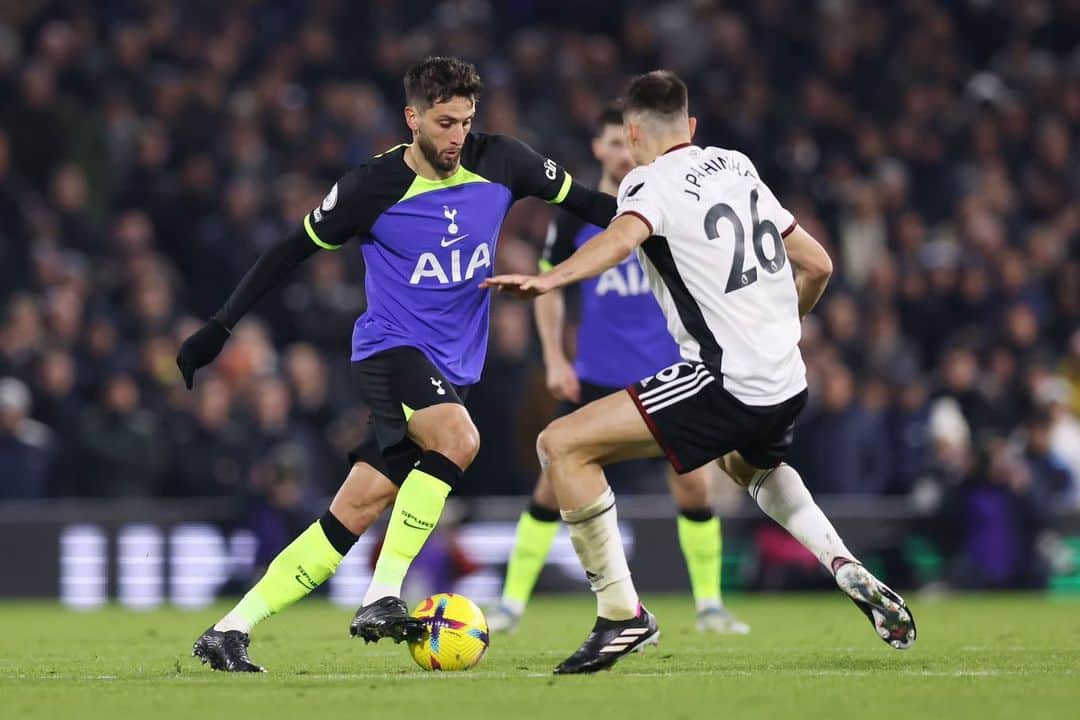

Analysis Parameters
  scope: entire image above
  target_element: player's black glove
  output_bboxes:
[176,318,230,389]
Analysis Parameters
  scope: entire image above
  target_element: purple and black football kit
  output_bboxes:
[213,133,615,482]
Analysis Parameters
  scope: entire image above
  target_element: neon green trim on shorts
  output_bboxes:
[538,259,554,273]
[402,403,415,421]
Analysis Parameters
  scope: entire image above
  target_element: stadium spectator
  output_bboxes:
[279,251,365,357]
[246,444,317,571]
[30,348,80,494]
[244,374,326,501]
[789,362,888,495]
[885,377,931,496]
[75,371,167,497]
[282,342,343,487]
[0,1,1071,530]
[169,373,248,498]
[1020,407,1075,512]
[937,439,1051,590]
[0,128,33,304]
[0,376,54,499]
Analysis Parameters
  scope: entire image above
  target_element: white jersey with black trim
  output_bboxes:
[616,143,806,406]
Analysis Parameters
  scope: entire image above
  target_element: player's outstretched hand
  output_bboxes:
[176,318,230,389]
[480,274,550,299]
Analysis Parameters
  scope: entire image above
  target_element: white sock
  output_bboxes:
[696,598,723,613]
[361,580,401,607]
[561,487,639,620]
[214,608,253,634]
[500,598,525,615]
[749,464,855,572]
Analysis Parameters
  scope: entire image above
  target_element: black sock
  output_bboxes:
[417,450,464,488]
[527,501,560,523]
[319,509,360,556]
[679,507,715,523]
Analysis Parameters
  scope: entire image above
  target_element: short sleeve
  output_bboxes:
[539,213,582,271]
[755,181,796,236]
[303,165,381,250]
[730,150,796,235]
[491,134,574,203]
[615,167,665,236]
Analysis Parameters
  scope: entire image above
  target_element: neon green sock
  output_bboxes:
[218,521,344,633]
[363,469,451,604]
[500,509,560,612]
[677,513,722,610]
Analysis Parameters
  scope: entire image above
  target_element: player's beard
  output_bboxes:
[416,130,459,174]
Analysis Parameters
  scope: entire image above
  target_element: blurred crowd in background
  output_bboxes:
[0,1,1078,587]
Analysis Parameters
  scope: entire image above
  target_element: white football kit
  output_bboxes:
[619,144,809,472]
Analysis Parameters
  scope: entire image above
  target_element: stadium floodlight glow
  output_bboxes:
[118,524,164,609]
[59,524,107,610]
[169,524,229,609]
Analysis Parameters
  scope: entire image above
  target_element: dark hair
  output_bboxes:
[404,56,484,108]
[595,101,625,136]
[624,70,688,117]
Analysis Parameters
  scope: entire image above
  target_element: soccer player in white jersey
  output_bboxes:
[488,105,748,636]
[483,70,916,674]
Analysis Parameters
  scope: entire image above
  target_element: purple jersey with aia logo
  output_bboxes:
[303,133,586,385]
[541,212,681,388]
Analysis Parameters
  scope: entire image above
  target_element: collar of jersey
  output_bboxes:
[662,142,694,156]
[398,155,491,203]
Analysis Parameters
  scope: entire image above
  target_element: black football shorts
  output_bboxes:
[626,360,807,474]
[348,346,470,484]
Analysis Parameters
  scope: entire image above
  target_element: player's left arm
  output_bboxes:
[783,224,833,318]
[176,169,374,389]
[744,164,831,318]
[497,134,617,227]
[481,214,648,298]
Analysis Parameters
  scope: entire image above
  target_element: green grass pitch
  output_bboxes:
[1,594,1078,720]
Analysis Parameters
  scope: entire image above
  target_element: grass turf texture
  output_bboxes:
[1,594,1077,720]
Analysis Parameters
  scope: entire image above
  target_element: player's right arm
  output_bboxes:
[782,224,833,318]
[535,216,581,402]
[176,167,375,389]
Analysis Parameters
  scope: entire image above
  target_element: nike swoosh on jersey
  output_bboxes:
[440,234,470,247]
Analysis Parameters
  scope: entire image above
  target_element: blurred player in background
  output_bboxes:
[485,70,916,674]
[176,56,618,672]
[488,105,748,636]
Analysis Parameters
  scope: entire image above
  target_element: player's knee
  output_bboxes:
[434,417,480,468]
[413,407,480,468]
[535,429,550,469]
[536,417,574,469]
[536,424,565,471]
[456,423,481,465]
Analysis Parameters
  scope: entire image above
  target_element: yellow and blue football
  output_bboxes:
[407,593,490,671]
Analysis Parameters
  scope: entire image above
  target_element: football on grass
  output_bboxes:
[408,593,490,671]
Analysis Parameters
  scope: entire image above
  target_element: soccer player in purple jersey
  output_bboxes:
[488,105,748,636]
[177,57,618,672]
